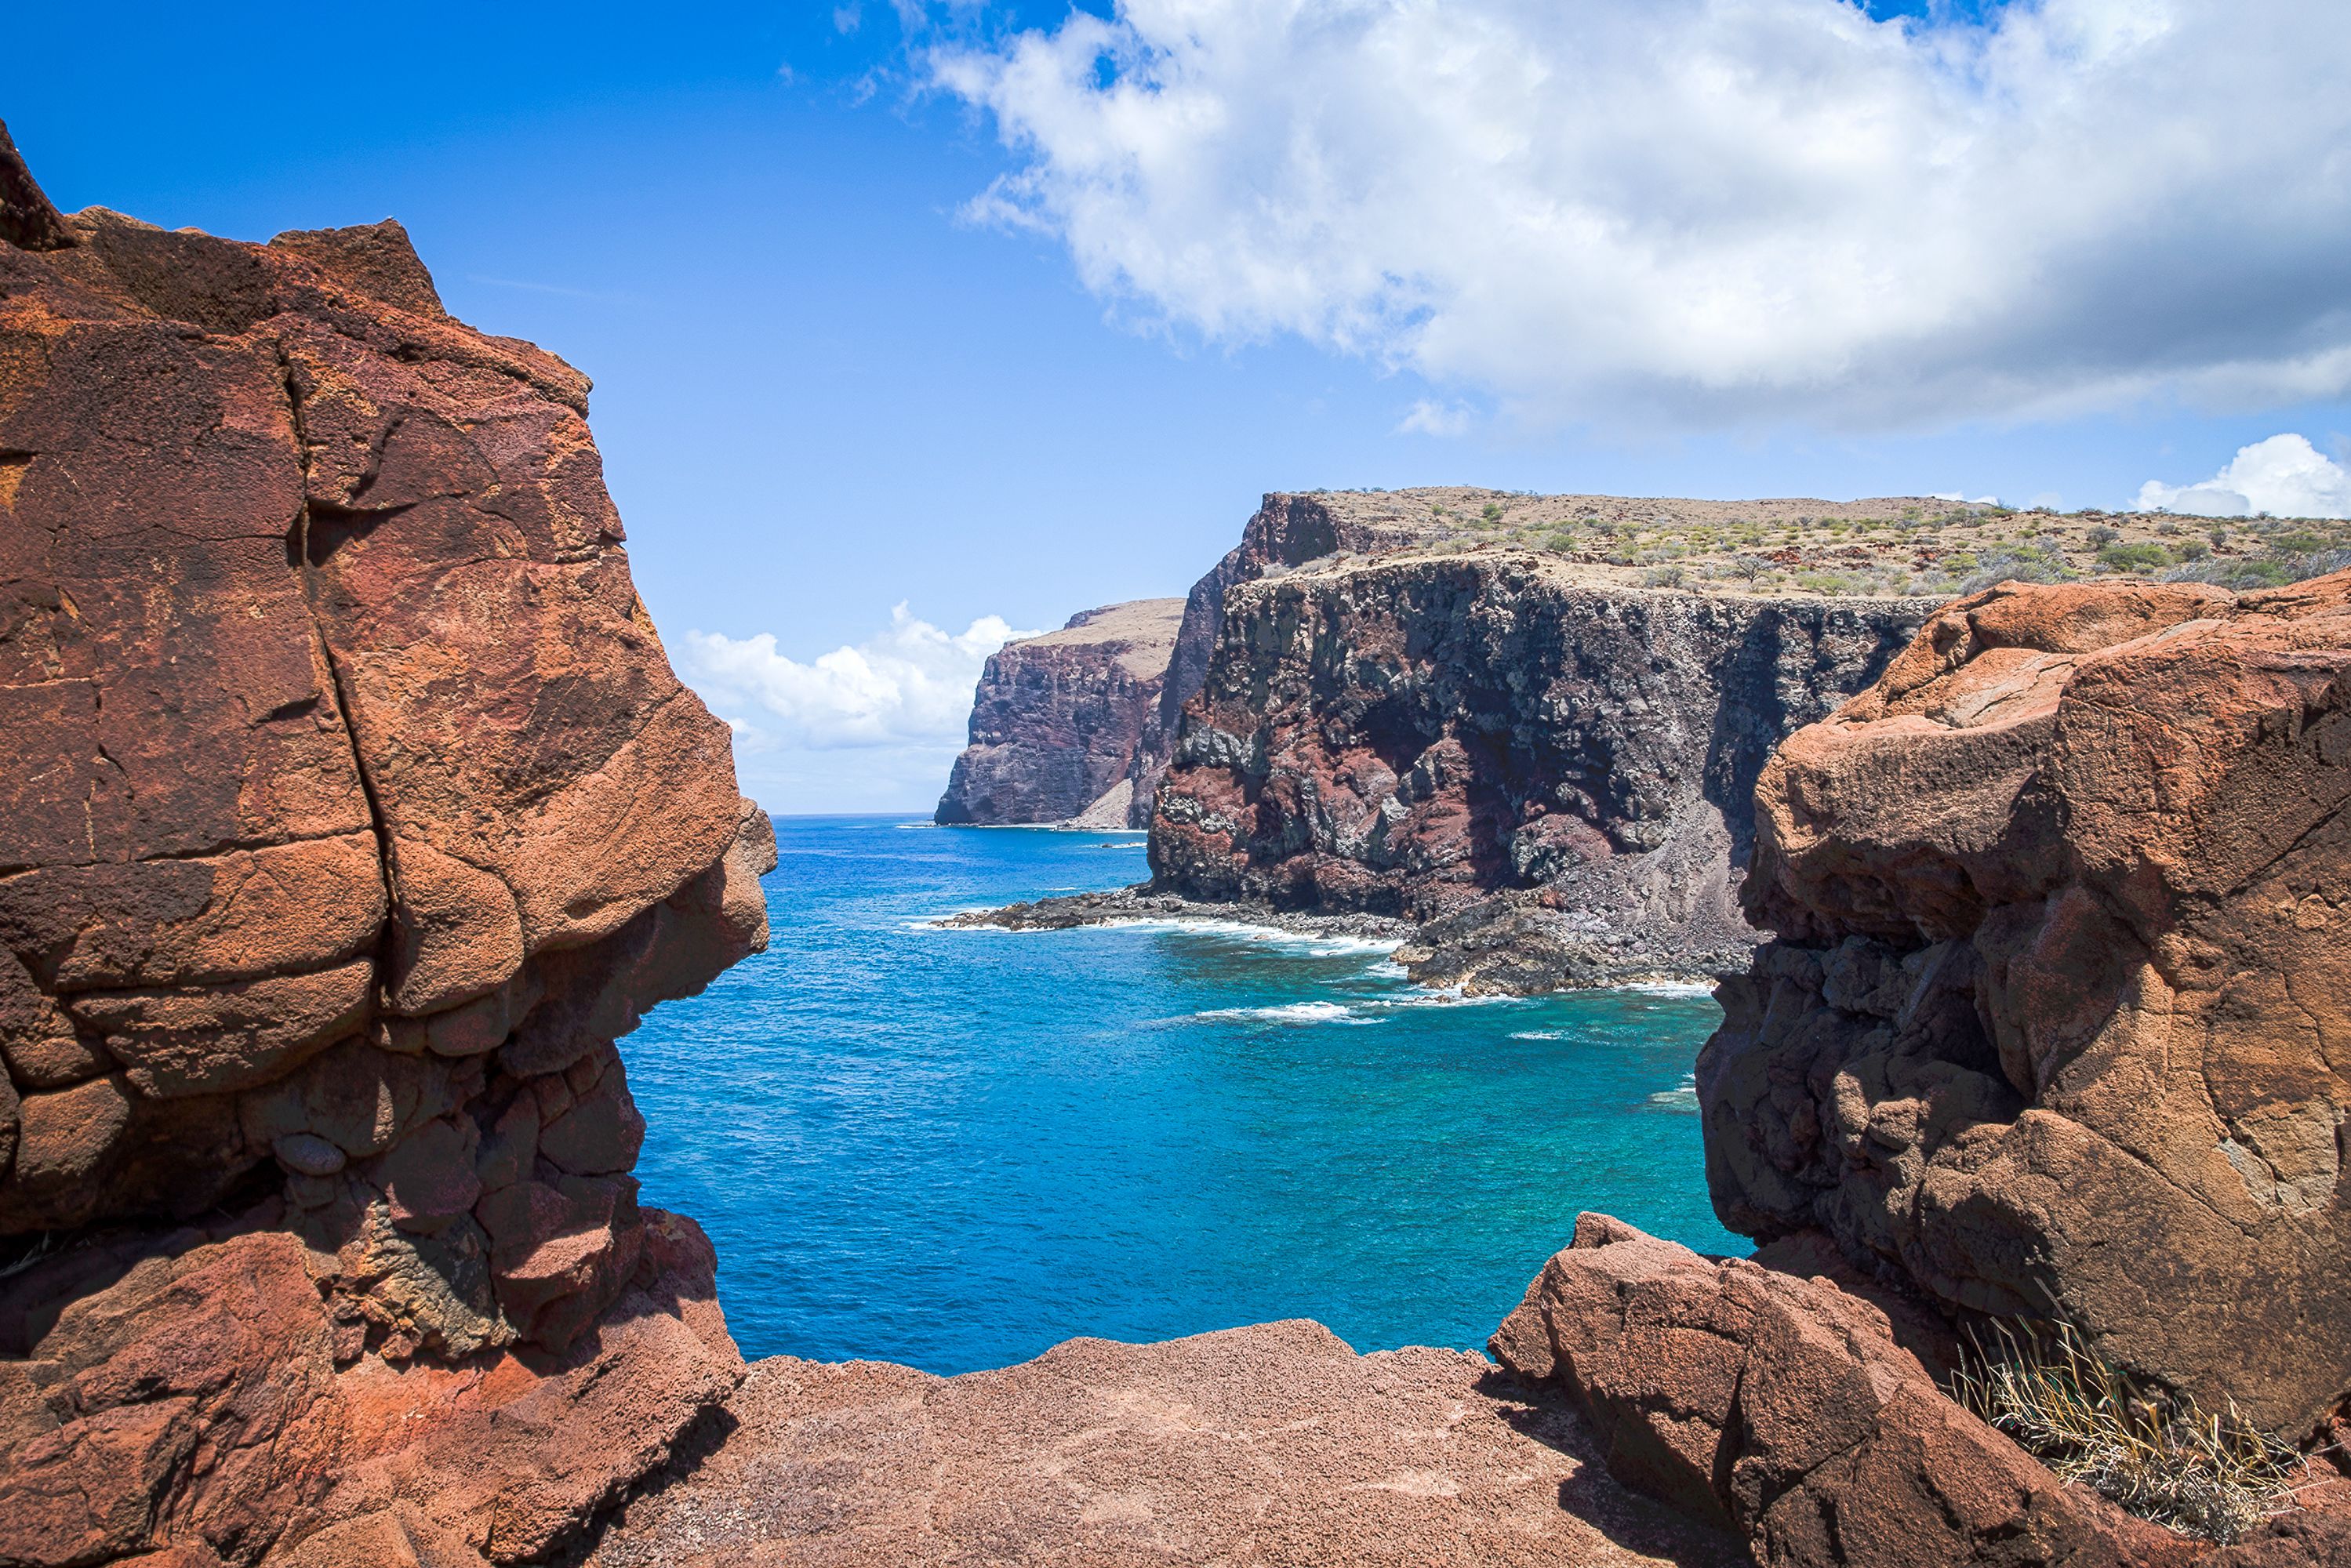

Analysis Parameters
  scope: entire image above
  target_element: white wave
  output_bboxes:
[1619,981,1717,998]
[1648,1072,1702,1109]
[1510,1029,1568,1040]
[1364,986,1530,1010]
[1194,1000,1385,1026]
[1086,916,1405,958]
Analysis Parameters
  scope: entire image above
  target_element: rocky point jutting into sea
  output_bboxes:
[5,127,2348,1567]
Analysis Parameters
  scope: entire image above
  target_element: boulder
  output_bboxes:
[1491,1215,2204,1568]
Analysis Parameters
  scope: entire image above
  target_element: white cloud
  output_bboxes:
[679,604,1034,751]
[928,1,2351,431]
[1396,398,1474,437]
[2135,434,2351,520]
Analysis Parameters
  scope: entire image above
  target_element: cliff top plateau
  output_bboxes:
[1278,485,2349,602]
[1016,597,1186,675]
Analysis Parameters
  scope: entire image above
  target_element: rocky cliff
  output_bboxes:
[1150,537,1928,985]
[935,597,1183,828]
[1699,574,2351,1440]
[0,126,771,1567]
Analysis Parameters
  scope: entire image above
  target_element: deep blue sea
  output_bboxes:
[619,814,1740,1375]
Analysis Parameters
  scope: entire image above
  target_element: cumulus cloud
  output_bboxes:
[2135,434,2351,520]
[679,604,1033,751]
[928,0,2351,430]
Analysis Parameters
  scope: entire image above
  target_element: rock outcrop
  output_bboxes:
[1492,1215,2207,1568]
[1702,575,2351,1439]
[936,598,1184,828]
[1150,542,1925,984]
[0,127,771,1566]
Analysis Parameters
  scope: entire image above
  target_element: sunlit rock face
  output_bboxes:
[1149,532,1925,984]
[936,598,1184,828]
[0,122,772,1566]
[1705,575,2351,1437]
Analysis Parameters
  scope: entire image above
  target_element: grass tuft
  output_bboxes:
[1950,1319,2313,1544]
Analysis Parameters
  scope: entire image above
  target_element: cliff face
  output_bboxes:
[1702,575,2351,1437]
[0,128,771,1566]
[936,598,1183,827]
[1149,546,1926,980]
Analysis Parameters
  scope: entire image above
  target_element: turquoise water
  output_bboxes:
[619,814,1741,1374]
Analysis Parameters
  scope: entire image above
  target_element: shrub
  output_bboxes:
[1544,528,1578,554]
[2086,526,2121,547]
[1960,549,2073,593]
[1795,571,1852,593]
[1479,501,1506,526]
[1642,564,1686,587]
[2097,542,2173,573]
[1950,1320,2304,1544]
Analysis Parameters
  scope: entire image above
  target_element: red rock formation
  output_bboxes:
[1492,1216,2205,1568]
[0,126,771,1566]
[1703,575,2351,1439]
[582,1317,1742,1567]
[935,598,1183,827]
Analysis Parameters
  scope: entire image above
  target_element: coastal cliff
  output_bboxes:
[935,597,1183,828]
[1152,550,1924,982]
[0,128,770,1566]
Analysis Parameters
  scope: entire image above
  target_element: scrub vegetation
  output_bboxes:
[1321,486,2351,600]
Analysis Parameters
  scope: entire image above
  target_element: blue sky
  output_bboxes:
[9,2,2349,810]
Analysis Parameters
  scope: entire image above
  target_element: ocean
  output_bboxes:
[619,814,1742,1375]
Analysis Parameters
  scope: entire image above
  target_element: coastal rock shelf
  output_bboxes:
[582,1318,1742,1568]
[0,126,770,1566]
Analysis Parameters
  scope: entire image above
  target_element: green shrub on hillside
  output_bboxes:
[2096,542,2172,572]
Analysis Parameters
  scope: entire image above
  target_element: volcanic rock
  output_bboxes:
[1491,1215,2206,1568]
[1704,575,2351,1436]
[1149,543,1925,977]
[0,126,770,1565]
[936,598,1184,827]
[580,1318,1741,1568]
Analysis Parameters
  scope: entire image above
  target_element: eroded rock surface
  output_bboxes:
[1704,575,2351,1437]
[1493,1215,2204,1568]
[0,128,771,1566]
[583,1319,1742,1568]
[936,598,1185,828]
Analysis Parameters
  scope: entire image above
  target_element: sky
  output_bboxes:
[9,1,2351,811]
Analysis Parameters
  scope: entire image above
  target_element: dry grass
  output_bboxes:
[1302,486,2351,601]
[1950,1319,2316,1544]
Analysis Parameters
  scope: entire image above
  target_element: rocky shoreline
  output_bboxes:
[938,884,1736,993]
